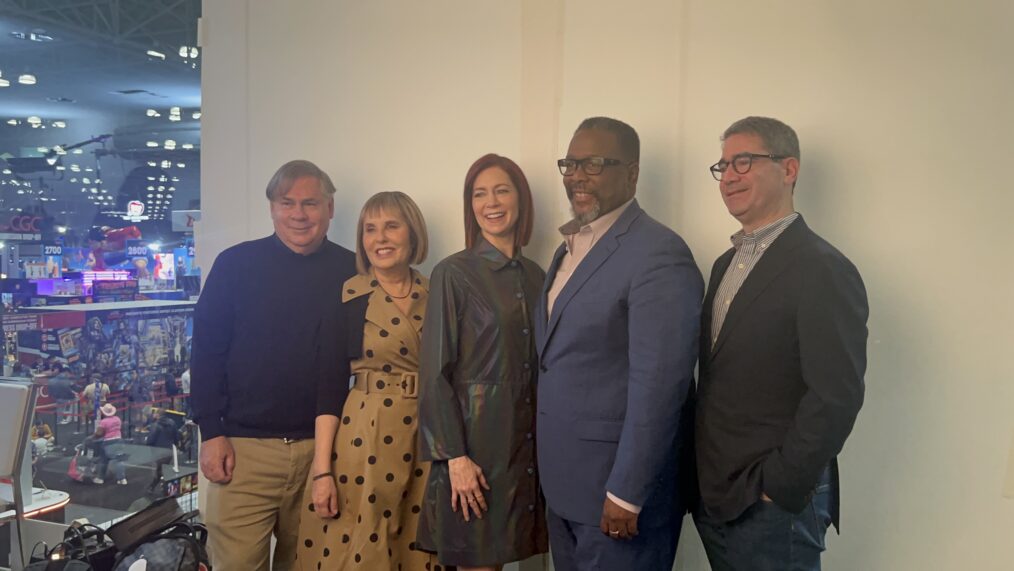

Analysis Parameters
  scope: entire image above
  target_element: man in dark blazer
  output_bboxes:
[535,117,703,570]
[695,116,868,571]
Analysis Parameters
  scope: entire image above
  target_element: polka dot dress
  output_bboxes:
[297,271,447,570]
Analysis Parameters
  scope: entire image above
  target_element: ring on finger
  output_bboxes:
[609,530,620,536]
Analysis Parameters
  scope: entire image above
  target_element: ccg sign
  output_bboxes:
[3,215,42,233]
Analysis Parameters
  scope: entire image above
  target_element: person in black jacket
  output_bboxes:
[695,117,868,571]
[191,160,356,571]
[144,408,180,493]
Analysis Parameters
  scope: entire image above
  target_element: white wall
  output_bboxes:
[201,1,1014,569]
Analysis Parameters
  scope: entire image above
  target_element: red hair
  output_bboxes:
[462,153,535,251]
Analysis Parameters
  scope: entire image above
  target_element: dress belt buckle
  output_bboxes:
[401,373,418,399]
[282,437,298,445]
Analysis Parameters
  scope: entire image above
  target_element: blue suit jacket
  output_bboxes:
[535,200,703,527]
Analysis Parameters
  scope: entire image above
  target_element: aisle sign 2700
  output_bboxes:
[44,245,63,256]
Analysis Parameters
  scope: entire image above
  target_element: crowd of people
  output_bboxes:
[192,116,868,571]
[25,355,193,488]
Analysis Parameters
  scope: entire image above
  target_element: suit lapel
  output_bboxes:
[710,217,811,359]
[537,244,567,355]
[540,202,642,355]
[701,248,735,360]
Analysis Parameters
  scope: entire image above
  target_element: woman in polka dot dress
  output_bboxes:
[296,192,446,570]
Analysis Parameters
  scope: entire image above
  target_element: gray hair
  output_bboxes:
[576,116,640,162]
[264,159,337,201]
[722,116,800,161]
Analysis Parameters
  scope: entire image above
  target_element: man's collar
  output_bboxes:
[558,197,635,237]
[270,233,329,257]
[730,212,800,249]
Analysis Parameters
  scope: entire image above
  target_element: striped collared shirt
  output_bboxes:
[710,212,799,349]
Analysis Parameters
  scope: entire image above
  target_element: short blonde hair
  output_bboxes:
[355,191,429,275]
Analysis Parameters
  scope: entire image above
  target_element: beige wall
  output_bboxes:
[200,1,1014,568]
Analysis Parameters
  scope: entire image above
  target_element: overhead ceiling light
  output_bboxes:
[146,50,166,60]
[189,47,199,59]
[176,163,185,168]
[146,141,158,147]
[52,121,66,128]
[72,148,82,154]
[147,161,157,167]
[26,116,41,125]
[18,74,37,85]
[0,78,9,88]
[2,168,11,174]
[54,146,66,155]
[168,115,181,122]
[5,119,18,125]
[181,143,194,150]
[146,109,158,117]
[161,160,171,168]
[192,111,201,119]
[36,146,48,153]
[55,165,65,171]
[164,139,176,149]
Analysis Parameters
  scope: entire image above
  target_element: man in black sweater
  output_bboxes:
[191,160,356,571]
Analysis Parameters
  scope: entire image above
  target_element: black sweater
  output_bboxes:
[191,235,355,441]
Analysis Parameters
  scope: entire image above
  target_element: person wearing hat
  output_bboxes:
[92,402,128,485]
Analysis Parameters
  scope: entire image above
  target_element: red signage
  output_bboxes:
[1,215,42,232]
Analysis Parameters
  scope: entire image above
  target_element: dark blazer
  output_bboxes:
[695,216,868,527]
[535,200,704,528]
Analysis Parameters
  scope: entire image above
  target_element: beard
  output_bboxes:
[571,201,601,226]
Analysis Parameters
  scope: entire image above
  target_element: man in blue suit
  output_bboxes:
[535,117,704,570]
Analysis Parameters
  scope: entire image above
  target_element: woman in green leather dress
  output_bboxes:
[417,154,549,570]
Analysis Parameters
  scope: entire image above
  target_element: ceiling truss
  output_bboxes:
[0,0,200,56]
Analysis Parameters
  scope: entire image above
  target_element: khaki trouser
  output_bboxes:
[201,437,314,571]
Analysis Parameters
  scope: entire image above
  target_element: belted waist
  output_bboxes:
[352,370,418,398]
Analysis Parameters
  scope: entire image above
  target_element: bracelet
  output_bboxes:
[312,472,334,481]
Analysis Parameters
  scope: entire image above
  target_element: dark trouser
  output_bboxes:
[694,474,832,571]
[547,508,678,571]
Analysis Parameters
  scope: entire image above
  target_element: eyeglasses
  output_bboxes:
[709,153,787,181]
[557,156,624,176]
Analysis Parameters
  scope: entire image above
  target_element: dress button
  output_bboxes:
[522,328,530,336]
[510,260,518,267]
[523,362,530,370]
[515,292,524,299]
[525,432,533,440]
[528,504,535,512]
[527,467,535,475]
[525,397,532,404]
